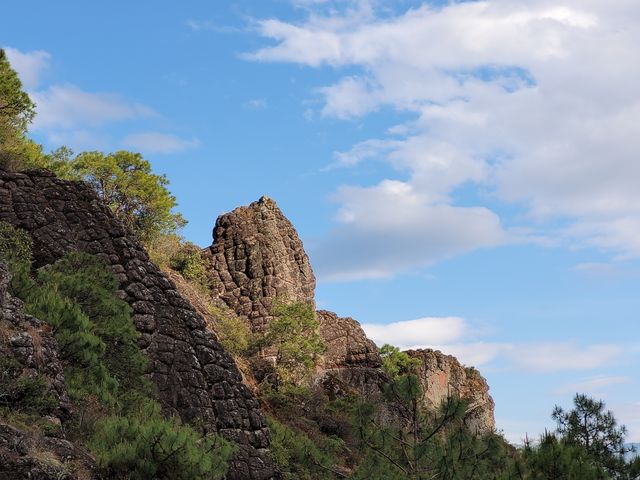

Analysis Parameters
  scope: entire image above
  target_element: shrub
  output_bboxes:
[263,300,326,385]
[268,416,343,480]
[91,400,234,480]
[0,221,32,267]
[379,344,421,379]
[39,252,149,395]
[208,305,251,357]
[0,357,57,415]
[169,242,210,292]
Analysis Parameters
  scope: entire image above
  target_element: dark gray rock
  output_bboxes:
[0,169,275,480]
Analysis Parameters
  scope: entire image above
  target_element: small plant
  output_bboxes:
[0,357,57,415]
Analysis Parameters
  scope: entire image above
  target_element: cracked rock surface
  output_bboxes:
[0,169,275,480]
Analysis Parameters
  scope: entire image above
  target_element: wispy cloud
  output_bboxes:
[553,375,629,395]
[243,98,268,110]
[30,85,155,131]
[123,132,200,154]
[3,47,50,89]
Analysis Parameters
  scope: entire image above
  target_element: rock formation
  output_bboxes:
[207,197,496,434]
[406,349,496,433]
[205,196,316,332]
[0,262,96,479]
[0,170,275,480]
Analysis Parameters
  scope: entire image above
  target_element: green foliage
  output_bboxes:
[0,357,57,415]
[0,221,32,268]
[0,49,36,169]
[263,300,326,385]
[13,261,118,404]
[38,252,149,395]
[353,374,521,480]
[268,416,343,480]
[91,400,234,480]
[21,149,185,246]
[169,242,210,292]
[553,393,631,476]
[71,150,185,245]
[209,304,251,357]
[523,432,609,480]
[379,344,421,379]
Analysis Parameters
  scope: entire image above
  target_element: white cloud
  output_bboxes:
[4,47,50,89]
[30,85,155,131]
[122,132,200,154]
[553,375,629,395]
[312,179,505,280]
[249,0,640,279]
[363,315,625,370]
[363,316,467,347]
[507,343,623,373]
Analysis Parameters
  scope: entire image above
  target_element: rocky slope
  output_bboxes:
[207,197,496,433]
[0,170,275,480]
[0,262,96,479]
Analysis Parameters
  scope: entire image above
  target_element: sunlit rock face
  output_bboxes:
[0,169,275,480]
[406,349,496,434]
[205,195,316,333]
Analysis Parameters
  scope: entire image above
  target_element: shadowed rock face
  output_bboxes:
[205,196,316,332]
[406,349,496,434]
[0,170,275,480]
[0,263,97,479]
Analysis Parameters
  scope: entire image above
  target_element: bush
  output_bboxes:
[263,300,326,385]
[379,344,421,379]
[0,357,57,415]
[91,400,234,480]
[0,221,32,268]
[268,416,343,480]
[39,252,149,396]
[169,242,210,292]
[208,305,251,357]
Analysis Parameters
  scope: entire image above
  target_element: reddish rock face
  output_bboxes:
[406,349,496,434]
[205,196,316,333]
[0,170,275,480]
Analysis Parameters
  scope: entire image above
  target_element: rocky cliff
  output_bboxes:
[406,349,495,433]
[207,197,496,434]
[0,170,275,480]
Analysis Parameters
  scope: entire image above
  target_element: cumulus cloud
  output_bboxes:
[123,132,200,154]
[313,179,505,280]
[248,0,640,280]
[363,316,468,346]
[3,47,50,89]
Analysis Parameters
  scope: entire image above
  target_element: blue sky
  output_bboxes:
[3,0,640,443]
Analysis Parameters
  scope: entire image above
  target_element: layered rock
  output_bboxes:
[205,196,315,332]
[406,349,495,434]
[0,170,275,480]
